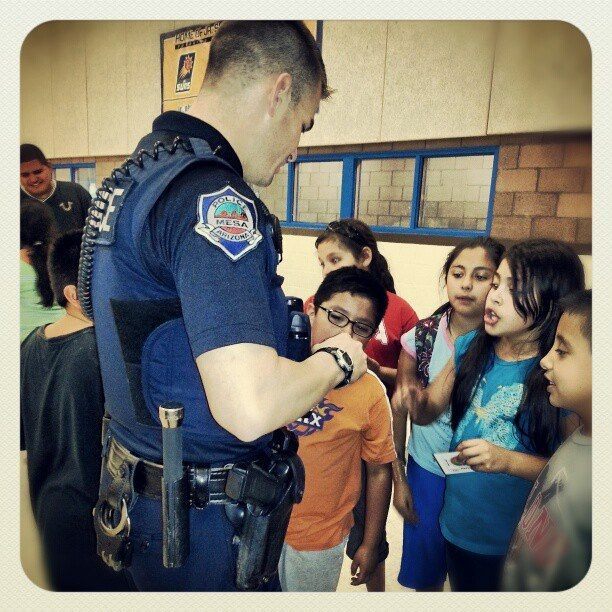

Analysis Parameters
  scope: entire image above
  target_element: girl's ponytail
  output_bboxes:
[368,250,396,294]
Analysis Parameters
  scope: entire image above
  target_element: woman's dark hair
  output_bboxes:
[315,219,396,293]
[436,236,506,315]
[20,199,57,307]
[450,239,585,457]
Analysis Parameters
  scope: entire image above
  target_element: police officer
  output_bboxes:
[84,21,368,591]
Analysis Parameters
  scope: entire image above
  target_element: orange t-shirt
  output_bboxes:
[285,372,396,551]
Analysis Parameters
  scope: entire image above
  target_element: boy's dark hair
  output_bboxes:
[559,289,592,350]
[20,143,49,166]
[313,266,388,330]
[48,230,82,308]
[204,21,330,105]
[20,199,57,307]
[315,219,396,293]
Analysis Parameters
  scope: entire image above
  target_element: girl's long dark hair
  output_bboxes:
[315,219,396,293]
[20,199,57,308]
[450,239,585,457]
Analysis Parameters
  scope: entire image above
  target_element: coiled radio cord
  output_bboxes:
[77,137,194,320]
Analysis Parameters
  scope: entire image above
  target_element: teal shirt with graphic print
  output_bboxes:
[439,330,538,556]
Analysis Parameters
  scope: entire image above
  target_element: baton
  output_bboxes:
[159,402,190,568]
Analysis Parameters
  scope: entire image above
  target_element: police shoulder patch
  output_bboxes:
[194,185,263,261]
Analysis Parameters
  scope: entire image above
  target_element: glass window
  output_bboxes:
[272,148,497,236]
[52,164,97,197]
[418,155,494,231]
[355,157,415,227]
[74,166,97,197]
[293,161,342,224]
[53,167,71,182]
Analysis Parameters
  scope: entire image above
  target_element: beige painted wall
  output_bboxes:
[379,21,497,142]
[20,24,55,155]
[300,21,388,147]
[488,22,591,134]
[303,20,591,146]
[21,20,174,157]
[21,21,591,157]
[279,235,592,318]
[49,21,88,157]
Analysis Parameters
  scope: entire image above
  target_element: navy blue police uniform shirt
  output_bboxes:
[142,113,280,356]
[107,112,286,464]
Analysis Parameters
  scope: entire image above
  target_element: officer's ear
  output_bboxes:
[269,73,292,117]
[306,301,316,322]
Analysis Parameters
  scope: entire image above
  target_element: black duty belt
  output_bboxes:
[107,437,234,508]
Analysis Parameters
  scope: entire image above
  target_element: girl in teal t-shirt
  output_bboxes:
[398,239,585,591]
[393,236,504,591]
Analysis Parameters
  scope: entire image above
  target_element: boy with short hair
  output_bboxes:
[503,289,592,591]
[279,267,396,592]
[20,230,129,591]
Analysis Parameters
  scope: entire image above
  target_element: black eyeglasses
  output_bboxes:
[318,306,376,339]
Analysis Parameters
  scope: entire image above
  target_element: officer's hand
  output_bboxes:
[312,333,368,384]
[350,544,378,586]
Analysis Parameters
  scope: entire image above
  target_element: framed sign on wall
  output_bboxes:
[160,21,322,113]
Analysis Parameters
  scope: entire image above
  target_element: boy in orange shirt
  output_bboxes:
[280,267,396,592]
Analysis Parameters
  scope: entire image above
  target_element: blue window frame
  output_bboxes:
[52,162,97,196]
[280,146,499,239]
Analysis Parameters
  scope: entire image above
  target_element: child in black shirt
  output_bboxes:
[20,230,130,591]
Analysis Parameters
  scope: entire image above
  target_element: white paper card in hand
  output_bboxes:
[434,452,475,475]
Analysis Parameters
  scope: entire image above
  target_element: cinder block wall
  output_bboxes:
[493,136,591,244]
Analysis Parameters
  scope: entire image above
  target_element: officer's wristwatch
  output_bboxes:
[314,346,354,388]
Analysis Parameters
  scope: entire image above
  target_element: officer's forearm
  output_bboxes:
[361,462,392,550]
[197,344,344,442]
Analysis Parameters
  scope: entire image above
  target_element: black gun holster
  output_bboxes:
[225,428,305,590]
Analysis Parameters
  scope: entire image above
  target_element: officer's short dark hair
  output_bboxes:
[559,289,592,351]
[48,230,82,308]
[20,143,49,166]
[313,267,388,330]
[204,21,331,105]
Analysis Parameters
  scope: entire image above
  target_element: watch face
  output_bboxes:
[339,351,353,368]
